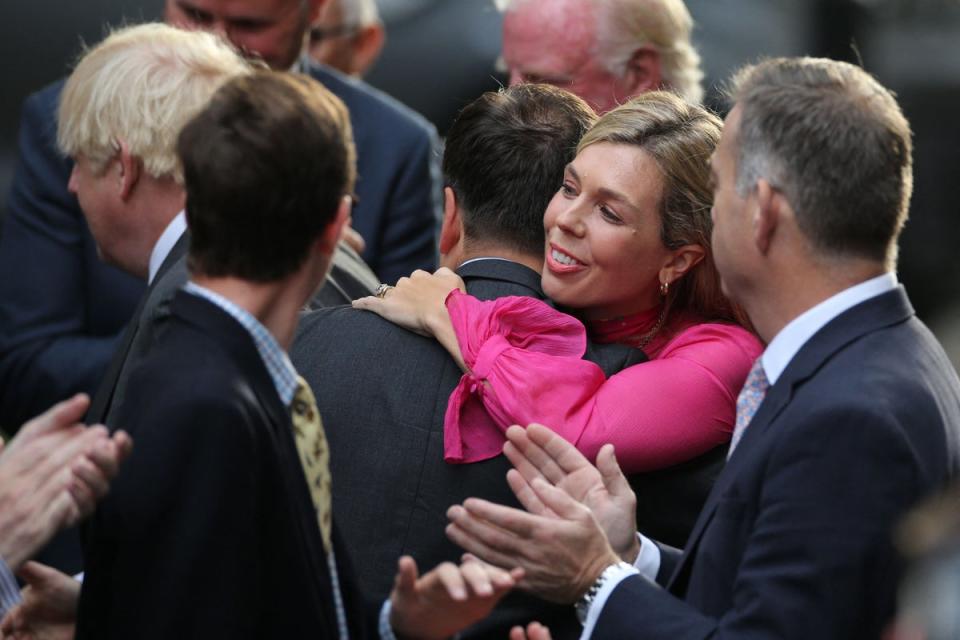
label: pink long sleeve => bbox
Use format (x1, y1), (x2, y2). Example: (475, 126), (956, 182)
(443, 290), (763, 473)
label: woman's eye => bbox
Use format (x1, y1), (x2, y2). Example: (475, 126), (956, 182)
(559, 182), (576, 197)
(599, 205), (623, 224)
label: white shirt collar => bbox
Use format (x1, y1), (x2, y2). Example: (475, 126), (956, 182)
(457, 256), (516, 268)
(148, 211), (187, 285)
(762, 272), (898, 384)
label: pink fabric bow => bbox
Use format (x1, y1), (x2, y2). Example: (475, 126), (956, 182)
(443, 290), (603, 463)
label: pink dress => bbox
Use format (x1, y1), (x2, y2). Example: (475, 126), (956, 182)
(442, 290), (763, 474)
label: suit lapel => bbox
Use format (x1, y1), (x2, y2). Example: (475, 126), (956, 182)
(155, 231), (189, 282)
(86, 232), (190, 424)
(667, 287), (914, 593)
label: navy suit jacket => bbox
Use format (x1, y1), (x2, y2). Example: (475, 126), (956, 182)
(305, 60), (442, 283)
(78, 292), (373, 639)
(592, 287), (960, 640)
(0, 65), (438, 429)
(0, 81), (143, 430)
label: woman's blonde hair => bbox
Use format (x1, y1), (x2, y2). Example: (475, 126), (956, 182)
(58, 23), (253, 184)
(578, 91), (747, 326)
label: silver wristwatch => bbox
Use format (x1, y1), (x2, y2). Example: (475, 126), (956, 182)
(574, 561), (633, 625)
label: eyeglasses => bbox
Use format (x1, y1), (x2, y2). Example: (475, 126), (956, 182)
(309, 24), (361, 44)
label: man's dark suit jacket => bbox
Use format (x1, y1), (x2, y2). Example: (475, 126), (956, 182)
(292, 259), (646, 639)
(305, 60), (441, 283)
(78, 291), (371, 639)
(591, 287), (960, 640)
(0, 62), (438, 429)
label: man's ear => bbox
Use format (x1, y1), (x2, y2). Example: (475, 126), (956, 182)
(659, 243), (706, 289)
(306, 0), (326, 26)
(753, 179), (780, 256)
(116, 140), (141, 202)
(620, 45), (662, 98)
(319, 194), (352, 254)
(438, 186), (462, 256)
(350, 24), (385, 76)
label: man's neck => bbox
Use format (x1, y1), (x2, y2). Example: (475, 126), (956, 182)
(747, 258), (887, 344)
(189, 274), (305, 351)
(454, 247), (543, 274)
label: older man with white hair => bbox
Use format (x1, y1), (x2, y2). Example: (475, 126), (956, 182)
(496, 0), (703, 113)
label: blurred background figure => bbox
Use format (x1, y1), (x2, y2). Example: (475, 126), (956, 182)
(889, 484), (960, 640)
(494, 0), (704, 112)
(308, 0), (385, 77)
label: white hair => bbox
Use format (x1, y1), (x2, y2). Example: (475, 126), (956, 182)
(496, 0), (704, 104)
(58, 23), (252, 184)
(338, 0), (381, 27)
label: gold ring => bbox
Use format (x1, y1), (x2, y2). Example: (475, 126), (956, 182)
(375, 283), (394, 299)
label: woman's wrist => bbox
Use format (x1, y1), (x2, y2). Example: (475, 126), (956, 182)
(422, 290), (454, 337)
(434, 289), (468, 371)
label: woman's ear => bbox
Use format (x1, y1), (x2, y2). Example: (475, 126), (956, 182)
(659, 244), (706, 287)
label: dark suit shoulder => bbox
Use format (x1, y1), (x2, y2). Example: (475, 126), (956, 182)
(305, 61), (436, 138)
(296, 303), (436, 345)
(771, 317), (960, 479)
(19, 80), (64, 145)
(293, 304), (447, 391)
(112, 305), (268, 443)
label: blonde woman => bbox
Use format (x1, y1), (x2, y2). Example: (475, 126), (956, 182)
(358, 92), (760, 475)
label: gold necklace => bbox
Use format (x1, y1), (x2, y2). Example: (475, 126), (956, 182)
(633, 305), (667, 350)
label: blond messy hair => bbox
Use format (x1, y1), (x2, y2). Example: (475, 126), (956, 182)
(58, 23), (252, 184)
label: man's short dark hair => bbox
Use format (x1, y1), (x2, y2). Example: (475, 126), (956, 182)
(729, 57), (913, 269)
(178, 71), (356, 281)
(443, 83), (596, 257)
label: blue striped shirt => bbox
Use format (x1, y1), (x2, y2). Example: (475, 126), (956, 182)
(0, 556), (19, 618)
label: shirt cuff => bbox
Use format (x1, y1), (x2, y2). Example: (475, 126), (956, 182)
(633, 533), (661, 581)
(0, 556), (22, 620)
(579, 562), (639, 640)
(379, 599), (398, 640)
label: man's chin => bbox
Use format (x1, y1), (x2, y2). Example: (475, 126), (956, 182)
(96, 247), (141, 279)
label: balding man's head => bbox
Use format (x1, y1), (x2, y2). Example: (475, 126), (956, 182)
(497, 0), (703, 113)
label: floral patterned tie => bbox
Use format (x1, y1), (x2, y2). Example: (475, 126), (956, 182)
(728, 357), (770, 458)
(291, 375), (332, 552)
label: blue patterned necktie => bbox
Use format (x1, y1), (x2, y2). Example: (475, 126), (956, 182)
(728, 357), (770, 458)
